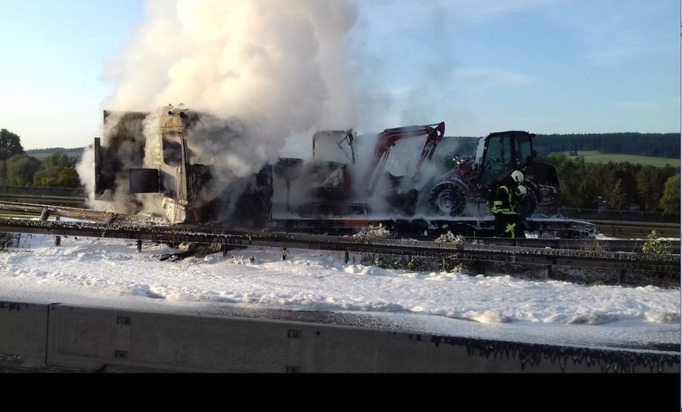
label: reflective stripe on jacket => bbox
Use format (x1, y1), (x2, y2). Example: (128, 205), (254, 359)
(490, 185), (517, 215)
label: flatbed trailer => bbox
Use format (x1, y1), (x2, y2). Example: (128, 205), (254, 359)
(266, 213), (596, 240)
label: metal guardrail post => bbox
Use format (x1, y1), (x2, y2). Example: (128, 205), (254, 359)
(55, 216), (61, 247)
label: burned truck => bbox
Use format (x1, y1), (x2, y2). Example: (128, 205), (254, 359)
(93, 106), (272, 226)
(91, 105), (594, 238)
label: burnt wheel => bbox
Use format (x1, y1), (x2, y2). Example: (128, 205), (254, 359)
(428, 182), (467, 216)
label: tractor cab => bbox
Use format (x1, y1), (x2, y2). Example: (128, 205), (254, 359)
(476, 130), (535, 187)
(425, 130), (561, 218)
(475, 130), (561, 214)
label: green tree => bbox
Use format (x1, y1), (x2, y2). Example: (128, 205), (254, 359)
(636, 166), (657, 211)
(5, 154), (40, 186)
(658, 174), (680, 213)
(612, 162), (639, 207)
(641, 230), (672, 257)
(32, 152), (81, 187)
(0, 160), (6, 185)
(575, 174), (601, 208)
(547, 153), (586, 208)
(574, 163), (612, 208)
(609, 179), (628, 210)
(0, 129), (25, 161)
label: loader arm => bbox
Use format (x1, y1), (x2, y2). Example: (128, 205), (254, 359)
(365, 121), (445, 195)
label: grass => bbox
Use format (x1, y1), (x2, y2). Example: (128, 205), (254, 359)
(552, 151), (680, 168)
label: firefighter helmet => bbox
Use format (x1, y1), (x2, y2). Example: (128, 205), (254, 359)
(511, 170), (524, 183)
(515, 185), (527, 196)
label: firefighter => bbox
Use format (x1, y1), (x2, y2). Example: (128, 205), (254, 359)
(489, 170), (527, 238)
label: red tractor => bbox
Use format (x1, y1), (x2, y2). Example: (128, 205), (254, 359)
(419, 130), (561, 218)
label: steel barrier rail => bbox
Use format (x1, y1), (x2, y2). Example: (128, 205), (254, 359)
(0, 201), (679, 252)
(0, 219), (678, 281)
(0, 194), (86, 208)
(0, 205), (678, 255)
(587, 219), (680, 229)
(559, 207), (680, 225)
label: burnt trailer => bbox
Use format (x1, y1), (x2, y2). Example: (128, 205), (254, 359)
(93, 106), (272, 227)
(268, 126), (596, 239)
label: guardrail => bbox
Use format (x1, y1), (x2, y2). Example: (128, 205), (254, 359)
(0, 218), (678, 287)
(558, 208), (680, 225)
(0, 194), (85, 208)
(0, 186), (86, 208)
(0, 185), (86, 198)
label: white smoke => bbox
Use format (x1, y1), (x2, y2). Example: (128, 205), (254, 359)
(78, 0), (359, 217)
(108, 0), (357, 139)
(76, 0), (471, 222)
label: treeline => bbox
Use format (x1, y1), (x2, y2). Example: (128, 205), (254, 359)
(26, 147), (74, 155)
(449, 132), (680, 159)
(0, 129), (81, 187)
(546, 153), (679, 213)
(533, 132), (680, 158)
(25, 147), (84, 159)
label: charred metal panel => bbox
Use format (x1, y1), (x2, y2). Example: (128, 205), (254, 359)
(129, 168), (160, 194)
(93, 137), (111, 196)
(102, 111), (148, 168)
(95, 111), (149, 200)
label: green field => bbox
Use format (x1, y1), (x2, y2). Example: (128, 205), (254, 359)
(552, 151), (680, 168)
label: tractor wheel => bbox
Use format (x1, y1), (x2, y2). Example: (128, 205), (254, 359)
(428, 182), (467, 216)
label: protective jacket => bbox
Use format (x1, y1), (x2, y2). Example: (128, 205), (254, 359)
(489, 173), (526, 238)
(490, 184), (517, 215)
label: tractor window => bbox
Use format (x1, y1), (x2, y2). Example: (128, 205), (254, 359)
(482, 135), (513, 184)
(514, 134), (533, 168)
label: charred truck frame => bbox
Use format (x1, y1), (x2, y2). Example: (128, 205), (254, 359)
(94, 107), (272, 227)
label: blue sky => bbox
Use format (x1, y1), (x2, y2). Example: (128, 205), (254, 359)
(0, 0), (679, 150)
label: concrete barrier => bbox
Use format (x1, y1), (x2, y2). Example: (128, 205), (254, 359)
(0, 301), (678, 373)
(0, 301), (49, 369)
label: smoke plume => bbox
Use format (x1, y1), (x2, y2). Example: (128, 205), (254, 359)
(76, 0), (469, 223)
(78, 0), (359, 217)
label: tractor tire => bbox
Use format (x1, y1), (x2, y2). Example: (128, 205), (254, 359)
(428, 182), (467, 217)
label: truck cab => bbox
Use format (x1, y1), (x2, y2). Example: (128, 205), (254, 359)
(94, 106), (272, 226)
